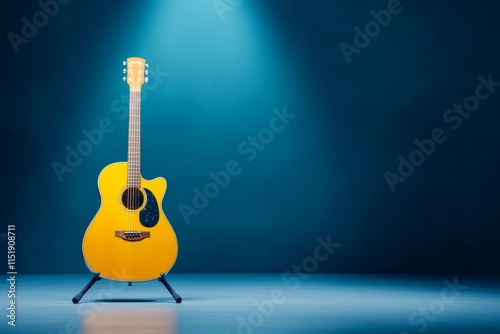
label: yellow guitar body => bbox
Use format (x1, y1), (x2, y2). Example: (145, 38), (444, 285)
(82, 162), (178, 282)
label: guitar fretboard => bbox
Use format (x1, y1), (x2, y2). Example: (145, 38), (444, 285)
(127, 90), (141, 187)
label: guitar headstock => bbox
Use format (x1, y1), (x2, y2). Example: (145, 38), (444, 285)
(122, 57), (149, 90)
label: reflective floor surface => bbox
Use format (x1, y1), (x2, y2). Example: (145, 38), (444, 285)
(0, 274), (499, 333)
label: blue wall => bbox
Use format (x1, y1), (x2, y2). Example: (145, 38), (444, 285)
(3, 0), (500, 274)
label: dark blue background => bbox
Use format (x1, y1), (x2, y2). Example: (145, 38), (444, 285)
(2, 0), (500, 274)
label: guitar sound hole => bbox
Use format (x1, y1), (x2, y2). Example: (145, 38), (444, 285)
(122, 187), (145, 210)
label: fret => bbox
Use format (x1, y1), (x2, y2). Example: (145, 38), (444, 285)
(127, 90), (141, 188)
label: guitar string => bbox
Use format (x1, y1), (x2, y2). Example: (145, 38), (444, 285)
(130, 87), (138, 267)
(128, 91), (135, 231)
(132, 88), (140, 276)
(131, 89), (138, 233)
(135, 89), (139, 233)
(130, 89), (140, 234)
(133, 89), (136, 233)
(129, 89), (133, 233)
(128, 89), (135, 234)
(126, 78), (142, 275)
(129, 91), (135, 231)
(133, 89), (138, 233)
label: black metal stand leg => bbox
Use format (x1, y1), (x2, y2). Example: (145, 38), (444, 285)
(159, 274), (182, 303)
(72, 272), (101, 304)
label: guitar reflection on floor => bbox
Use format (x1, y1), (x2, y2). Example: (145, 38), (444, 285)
(81, 308), (176, 334)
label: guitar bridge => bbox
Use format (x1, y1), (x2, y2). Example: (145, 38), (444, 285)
(115, 230), (150, 241)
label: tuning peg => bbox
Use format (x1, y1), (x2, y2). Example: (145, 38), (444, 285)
(146, 63), (149, 68)
(145, 70), (148, 75)
(122, 77), (126, 81)
(123, 69), (126, 73)
(145, 77), (149, 83)
(123, 61), (126, 66)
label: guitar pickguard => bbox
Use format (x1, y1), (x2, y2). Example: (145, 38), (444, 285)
(140, 188), (160, 227)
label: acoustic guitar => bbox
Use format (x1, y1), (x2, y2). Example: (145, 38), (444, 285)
(81, 57), (178, 282)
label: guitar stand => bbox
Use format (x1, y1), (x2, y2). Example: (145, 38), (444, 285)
(159, 274), (182, 303)
(72, 272), (182, 304)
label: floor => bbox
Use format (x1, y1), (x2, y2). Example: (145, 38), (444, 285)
(1, 274), (499, 333)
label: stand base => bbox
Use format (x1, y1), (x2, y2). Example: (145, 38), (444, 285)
(72, 273), (181, 304)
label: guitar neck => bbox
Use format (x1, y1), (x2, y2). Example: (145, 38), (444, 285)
(127, 89), (141, 188)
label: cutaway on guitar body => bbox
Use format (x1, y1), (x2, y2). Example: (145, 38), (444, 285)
(82, 162), (178, 282)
